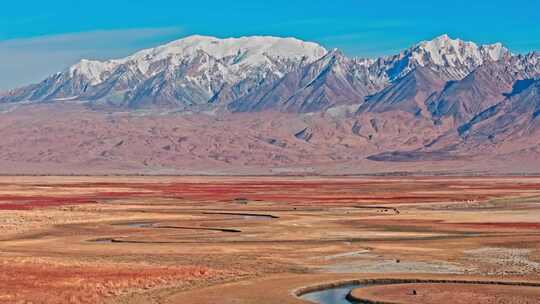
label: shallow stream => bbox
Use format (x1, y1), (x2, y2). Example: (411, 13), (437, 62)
(299, 284), (362, 304)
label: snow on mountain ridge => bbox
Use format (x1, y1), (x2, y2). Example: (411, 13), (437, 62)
(24, 34), (512, 90)
(412, 34), (509, 67)
(145, 35), (328, 63)
(68, 59), (118, 85)
(372, 34), (512, 82)
(68, 35), (328, 85)
(1, 34), (522, 113)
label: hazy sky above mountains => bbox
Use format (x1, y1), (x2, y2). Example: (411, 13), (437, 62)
(1, 0), (539, 90)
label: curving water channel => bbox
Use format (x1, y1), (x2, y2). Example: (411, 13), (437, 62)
(300, 284), (362, 304)
(298, 279), (540, 304)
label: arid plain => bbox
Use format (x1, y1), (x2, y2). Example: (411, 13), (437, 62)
(1, 176), (540, 304)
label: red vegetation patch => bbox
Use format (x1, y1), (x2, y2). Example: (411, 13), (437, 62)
(2, 178), (540, 210)
(0, 196), (97, 210)
(0, 259), (222, 304)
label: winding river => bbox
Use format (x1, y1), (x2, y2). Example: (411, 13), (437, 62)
(300, 284), (362, 304)
(299, 279), (540, 304)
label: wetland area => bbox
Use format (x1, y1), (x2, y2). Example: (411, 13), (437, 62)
(1, 176), (540, 303)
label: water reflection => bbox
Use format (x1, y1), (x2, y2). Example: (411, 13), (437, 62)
(300, 284), (361, 304)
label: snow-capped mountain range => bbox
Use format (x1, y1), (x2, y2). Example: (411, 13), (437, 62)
(0, 35), (327, 109)
(1, 34), (540, 174)
(0, 34), (523, 113)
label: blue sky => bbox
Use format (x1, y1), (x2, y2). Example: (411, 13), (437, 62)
(1, 0), (539, 90)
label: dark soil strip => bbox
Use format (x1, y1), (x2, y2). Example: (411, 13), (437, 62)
(202, 212), (279, 219)
(152, 226), (242, 233)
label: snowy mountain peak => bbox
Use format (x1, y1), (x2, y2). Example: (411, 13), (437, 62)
(322, 48), (346, 59)
(125, 35), (327, 67)
(65, 35), (328, 85)
(432, 34), (451, 42)
(412, 34), (509, 67)
(3, 33), (534, 115)
(68, 59), (117, 85)
(480, 42), (509, 61)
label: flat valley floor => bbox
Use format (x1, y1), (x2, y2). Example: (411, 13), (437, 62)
(1, 176), (540, 303)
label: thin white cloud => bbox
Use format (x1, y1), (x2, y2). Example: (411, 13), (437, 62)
(0, 27), (184, 91)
